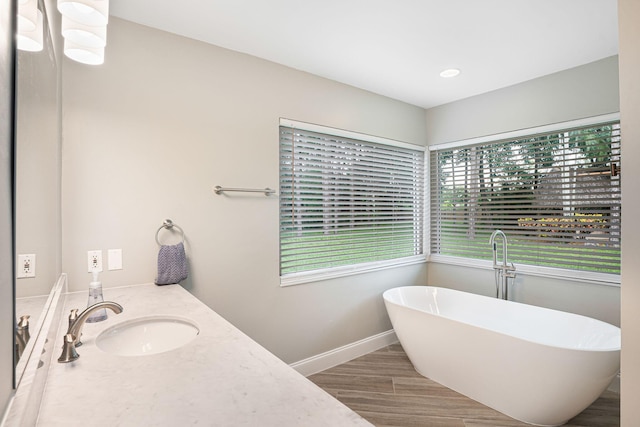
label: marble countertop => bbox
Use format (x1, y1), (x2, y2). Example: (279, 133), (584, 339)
(15, 294), (48, 329)
(15, 294), (48, 367)
(36, 283), (372, 426)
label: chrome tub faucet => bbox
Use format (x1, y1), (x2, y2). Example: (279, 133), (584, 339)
(489, 230), (516, 300)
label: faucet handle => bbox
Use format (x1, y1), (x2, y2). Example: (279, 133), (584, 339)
(57, 302), (123, 364)
(17, 315), (31, 342)
(18, 315), (30, 328)
(57, 333), (80, 363)
(68, 309), (82, 347)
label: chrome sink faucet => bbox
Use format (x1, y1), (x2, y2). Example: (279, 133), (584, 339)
(489, 230), (516, 300)
(58, 301), (123, 363)
(15, 315), (30, 360)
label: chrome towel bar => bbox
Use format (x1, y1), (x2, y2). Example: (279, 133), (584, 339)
(214, 186), (276, 196)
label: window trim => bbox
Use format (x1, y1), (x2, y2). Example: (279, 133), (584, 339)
(427, 112), (621, 286)
(429, 113), (620, 151)
(280, 118), (424, 152)
(281, 255), (426, 287)
(428, 255), (620, 287)
(279, 118), (427, 287)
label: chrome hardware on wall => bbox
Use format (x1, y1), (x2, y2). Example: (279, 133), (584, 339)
(155, 219), (185, 246)
(213, 186), (276, 196)
(611, 162), (620, 177)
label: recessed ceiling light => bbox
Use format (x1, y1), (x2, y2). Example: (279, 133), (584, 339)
(440, 68), (461, 78)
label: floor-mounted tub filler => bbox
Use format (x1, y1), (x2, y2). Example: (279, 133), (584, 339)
(383, 286), (620, 426)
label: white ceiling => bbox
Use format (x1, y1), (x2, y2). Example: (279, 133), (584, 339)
(109, 0), (618, 109)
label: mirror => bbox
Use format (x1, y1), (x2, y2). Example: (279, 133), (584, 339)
(14, 0), (62, 376)
(1, 0), (16, 405)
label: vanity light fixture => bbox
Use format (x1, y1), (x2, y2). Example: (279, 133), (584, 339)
(63, 39), (104, 65)
(17, 0), (38, 32)
(61, 15), (106, 48)
(17, 8), (43, 52)
(440, 68), (461, 78)
(57, 0), (109, 65)
(57, 0), (108, 27)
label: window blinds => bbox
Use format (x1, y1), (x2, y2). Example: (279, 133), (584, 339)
(430, 121), (621, 274)
(280, 125), (425, 277)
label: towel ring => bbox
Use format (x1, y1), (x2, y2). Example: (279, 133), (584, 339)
(155, 219), (185, 246)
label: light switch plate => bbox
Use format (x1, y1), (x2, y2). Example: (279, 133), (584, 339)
(108, 249), (122, 270)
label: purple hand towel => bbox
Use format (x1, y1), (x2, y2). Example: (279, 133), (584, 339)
(155, 242), (188, 285)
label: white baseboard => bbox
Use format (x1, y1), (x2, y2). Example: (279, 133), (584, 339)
(290, 329), (398, 377)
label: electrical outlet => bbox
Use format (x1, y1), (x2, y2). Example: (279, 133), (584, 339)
(17, 254), (36, 278)
(87, 250), (103, 272)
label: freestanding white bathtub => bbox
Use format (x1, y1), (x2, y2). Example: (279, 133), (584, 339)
(383, 286), (620, 426)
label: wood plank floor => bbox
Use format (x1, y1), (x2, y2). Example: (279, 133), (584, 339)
(308, 344), (620, 427)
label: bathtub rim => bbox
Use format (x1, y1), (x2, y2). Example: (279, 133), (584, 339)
(383, 285), (621, 353)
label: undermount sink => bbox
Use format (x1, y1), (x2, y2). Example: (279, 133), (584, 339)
(96, 315), (199, 356)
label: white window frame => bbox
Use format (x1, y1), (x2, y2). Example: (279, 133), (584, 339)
(279, 118), (427, 287)
(427, 113), (621, 287)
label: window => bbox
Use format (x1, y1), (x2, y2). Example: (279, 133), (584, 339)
(430, 116), (621, 278)
(279, 119), (425, 285)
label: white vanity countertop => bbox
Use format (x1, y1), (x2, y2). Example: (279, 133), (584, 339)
(15, 294), (49, 329)
(36, 283), (372, 426)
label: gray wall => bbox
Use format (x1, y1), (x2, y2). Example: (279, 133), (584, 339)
(8, 5), (637, 422)
(426, 56), (619, 144)
(619, 0), (640, 423)
(60, 19), (623, 365)
(425, 56), (621, 326)
(60, 18), (427, 363)
(0, 0), (15, 415)
(3, 2), (637, 422)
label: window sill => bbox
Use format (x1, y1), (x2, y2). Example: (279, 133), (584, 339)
(428, 254), (620, 287)
(280, 255), (427, 287)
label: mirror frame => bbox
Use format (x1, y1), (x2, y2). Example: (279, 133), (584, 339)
(12, 0), (63, 391)
(1, 0), (17, 404)
(5, 274), (66, 426)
